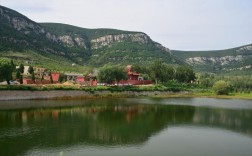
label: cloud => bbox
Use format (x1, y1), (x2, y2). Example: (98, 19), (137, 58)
(1, 0), (53, 13)
(1, 0), (252, 50)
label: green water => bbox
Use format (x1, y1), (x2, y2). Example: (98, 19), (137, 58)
(0, 98), (252, 156)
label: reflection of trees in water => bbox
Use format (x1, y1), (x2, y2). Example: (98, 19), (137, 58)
(0, 103), (251, 156)
(193, 108), (252, 136)
(0, 104), (195, 155)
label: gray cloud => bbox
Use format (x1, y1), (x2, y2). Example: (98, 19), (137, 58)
(1, 0), (252, 50)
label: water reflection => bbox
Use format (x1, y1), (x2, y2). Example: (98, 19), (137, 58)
(0, 98), (251, 156)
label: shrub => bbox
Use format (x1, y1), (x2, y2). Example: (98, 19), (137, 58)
(213, 80), (231, 95)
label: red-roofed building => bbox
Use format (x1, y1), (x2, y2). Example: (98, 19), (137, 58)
(76, 76), (85, 84)
(51, 72), (60, 83)
(128, 71), (140, 80)
(127, 65), (140, 80)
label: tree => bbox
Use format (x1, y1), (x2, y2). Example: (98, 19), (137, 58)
(10, 60), (15, 71)
(131, 64), (149, 74)
(198, 73), (215, 87)
(19, 64), (24, 74)
(131, 64), (151, 80)
(31, 72), (35, 81)
(59, 73), (65, 83)
(150, 61), (174, 84)
(98, 66), (127, 84)
(213, 80), (231, 95)
(175, 66), (195, 83)
(16, 70), (21, 81)
(28, 66), (34, 75)
(0, 58), (14, 84)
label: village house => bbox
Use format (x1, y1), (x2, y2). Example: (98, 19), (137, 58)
(16, 66), (29, 76)
(127, 65), (144, 81)
(51, 72), (60, 83)
(65, 73), (83, 82)
(33, 67), (47, 79)
(116, 65), (152, 85)
(65, 73), (97, 86)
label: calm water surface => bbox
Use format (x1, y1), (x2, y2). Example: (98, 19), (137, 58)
(0, 97), (252, 156)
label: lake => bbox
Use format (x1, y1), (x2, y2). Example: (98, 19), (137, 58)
(0, 97), (252, 156)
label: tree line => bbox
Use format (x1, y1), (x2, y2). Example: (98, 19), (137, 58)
(98, 61), (196, 84)
(1, 58), (251, 95)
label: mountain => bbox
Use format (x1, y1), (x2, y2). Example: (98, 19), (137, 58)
(0, 5), (183, 72)
(172, 44), (252, 74)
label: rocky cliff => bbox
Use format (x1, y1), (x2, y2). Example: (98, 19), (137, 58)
(172, 44), (252, 73)
(1, 5), (182, 68)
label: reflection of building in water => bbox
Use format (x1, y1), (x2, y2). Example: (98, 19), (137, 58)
(52, 111), (59, 120)
(1, 103), (251, 151)
(22, 111), (28, 124)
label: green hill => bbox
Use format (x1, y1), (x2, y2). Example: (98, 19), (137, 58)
(172, 44), (252, 74)
(0, 5), (183, 72)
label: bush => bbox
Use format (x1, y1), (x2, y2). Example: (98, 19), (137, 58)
(213, 80), (231, 95)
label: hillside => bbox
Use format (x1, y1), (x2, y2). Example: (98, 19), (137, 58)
(172, 44), (252, 74)
(0, 5), (183, 72)
(41, 23), (185, 66)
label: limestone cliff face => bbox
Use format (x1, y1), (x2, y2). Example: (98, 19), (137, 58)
(58, 35), (75, 47)
(91, 33), (150, 49)
(0, 6), (88, 49)
(1, 5), (178, 66)
(1, 7), (44, 35)
(182, 44), (252, 71)
(186, 45), (252, 66)
(91, 33), (170, 52)
(186, 55), (245, 66)
(236, 45), (252, 53)
(58, 35), (88, 49)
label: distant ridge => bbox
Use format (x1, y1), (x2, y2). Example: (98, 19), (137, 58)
(0, 5), (183, 72)
(172, 44), (252, 74)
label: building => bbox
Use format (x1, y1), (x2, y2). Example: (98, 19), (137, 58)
(16, 66), (30, 76)
(51, 72), (60, 83)
(33, 67), (47, 79)
(65, 73), (83, 82)
(76, 76), (85, 84)
(114, 65), (153, 85)
(127, 65), (141, 80)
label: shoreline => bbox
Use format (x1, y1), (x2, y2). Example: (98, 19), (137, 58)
(0, 90), (252, 101)
(0, 90), (188, 101)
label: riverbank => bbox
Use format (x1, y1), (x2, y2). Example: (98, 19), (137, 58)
(0, 90), (190, 101)
(0, 90), (252, 101)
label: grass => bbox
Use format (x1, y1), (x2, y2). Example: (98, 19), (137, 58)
(0, 84), (252, 99)
(0, 50), (88, 73)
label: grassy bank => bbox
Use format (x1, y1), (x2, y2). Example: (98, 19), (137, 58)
(0, 84), (187, 92)
(0, 84), (252, 100)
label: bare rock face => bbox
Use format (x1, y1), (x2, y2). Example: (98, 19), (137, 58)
(74, 37), (87, 49)
(12, 17), (34, 31)
(90, 33), (170, 53)
(236, 45), (252, 54)
(58, 35), (75, 47)
(46, 32), (58, 42)
(1, 6), (89, 49)
(186, 55), (246, 66)
(0, 6), (45, 36)
(57, 35), (88, 48)
(91, 33), (152, 49)
(154, 43), (170, 53)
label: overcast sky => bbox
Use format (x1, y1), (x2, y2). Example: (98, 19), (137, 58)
(1, 0), (252, 50)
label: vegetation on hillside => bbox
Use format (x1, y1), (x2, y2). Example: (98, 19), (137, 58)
(40, 23), (138, 40)
(172, 44), (252, 74)
(0, 5), (185, 69)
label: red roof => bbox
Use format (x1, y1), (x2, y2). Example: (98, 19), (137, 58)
(128, 71), (140, 76)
